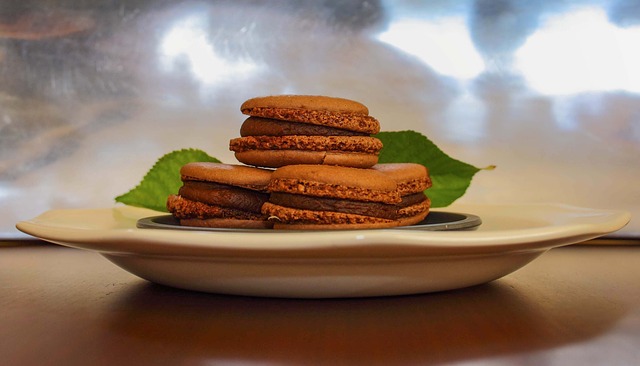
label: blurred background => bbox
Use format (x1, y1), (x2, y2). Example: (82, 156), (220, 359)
(1, 0), (638, 238)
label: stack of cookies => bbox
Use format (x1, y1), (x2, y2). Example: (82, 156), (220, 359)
(230, 95), (382, 168)
(167, 95), (432, 230)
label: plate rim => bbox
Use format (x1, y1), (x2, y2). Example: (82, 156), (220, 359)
(15, 203), (631, 259)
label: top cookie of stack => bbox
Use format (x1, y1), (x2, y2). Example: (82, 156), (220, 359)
(229, 95), (382, 168)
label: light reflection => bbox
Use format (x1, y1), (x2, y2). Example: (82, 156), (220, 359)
(443, 92), (486, 142)
(377, 17), (484, 80)
(159, 13), (259, 86)
(0, 183), (10, 200)
(515, 7), (640, 95)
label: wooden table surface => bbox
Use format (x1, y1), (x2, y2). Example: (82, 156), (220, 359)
(1, 240), (639, 366)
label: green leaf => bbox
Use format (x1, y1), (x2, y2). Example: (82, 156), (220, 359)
(115, 149), (220, 212)
(376, 130), (489, 208)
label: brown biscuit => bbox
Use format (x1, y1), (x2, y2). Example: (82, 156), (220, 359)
(395, 209), (431, 227)
(180, 162), (272, 191)
(179, 217), (273, 229)
(263, 165), (433, 230)
(230, 135), (382, 155)
(262, 165), (409, 230)
(241, 95), (369, 115)
(268, 165), (401, 204)
(167, 163), (273, 229)
(272, 164), (396, 190)
(262, 202), (400, 228)
(233, 150), (380, 169)
(264, 198), (430, 230)
(262, 200), (430, 230)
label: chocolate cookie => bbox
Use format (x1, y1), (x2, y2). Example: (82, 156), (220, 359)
(261, 165), (405, 230)
(166, 162), (273, 229)
(230, 95), (383, 168)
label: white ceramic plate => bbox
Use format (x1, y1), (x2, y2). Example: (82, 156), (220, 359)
(16, 203), (630, 298)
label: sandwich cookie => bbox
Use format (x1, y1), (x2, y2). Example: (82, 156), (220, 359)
(167, 162), (273, 229)
(229, 95), (383, 168)
(261, 165), (404, 230)
(372, 163), (432, 226)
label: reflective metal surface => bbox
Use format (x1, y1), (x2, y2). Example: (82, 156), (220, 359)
(2, 0), (639, 238)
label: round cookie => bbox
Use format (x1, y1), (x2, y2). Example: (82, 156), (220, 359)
(167, 162), (274, 229)
(262, 165), (404, 230)
(231, 95), (383, 168)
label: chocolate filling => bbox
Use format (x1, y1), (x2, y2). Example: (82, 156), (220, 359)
(269, 192), (426, 220)
(240, 117), (368, 137)
(242, 107), (380, 134)
(179, 181), (269, 213)
(398, 192), (429, 206)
